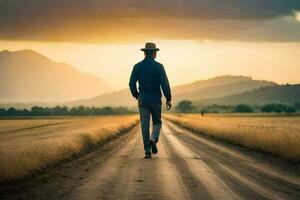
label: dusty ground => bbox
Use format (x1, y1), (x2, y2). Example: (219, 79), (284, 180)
(1, 121), (300, 200)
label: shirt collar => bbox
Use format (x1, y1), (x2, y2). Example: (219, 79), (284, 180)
(144, 56), (155, 60)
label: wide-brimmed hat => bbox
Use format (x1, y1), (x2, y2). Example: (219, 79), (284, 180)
(141, 42), (160, 51)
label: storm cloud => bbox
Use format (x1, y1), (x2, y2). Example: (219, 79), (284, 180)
(0, 0), (300, 42)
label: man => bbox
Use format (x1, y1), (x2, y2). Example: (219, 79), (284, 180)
(129, 42), (172, 159)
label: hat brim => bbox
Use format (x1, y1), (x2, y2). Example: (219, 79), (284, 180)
(141, 48), (160, 51)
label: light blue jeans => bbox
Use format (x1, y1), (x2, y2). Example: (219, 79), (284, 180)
(138, 103), (162, 154)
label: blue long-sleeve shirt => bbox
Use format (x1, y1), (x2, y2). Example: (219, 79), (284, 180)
(129, 57), (172, 104)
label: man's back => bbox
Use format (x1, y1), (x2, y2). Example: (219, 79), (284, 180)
(129, 57), (171, 105)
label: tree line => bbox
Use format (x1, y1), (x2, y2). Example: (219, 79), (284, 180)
(175, 100), (300, 114)
(0, 106), (136, 116)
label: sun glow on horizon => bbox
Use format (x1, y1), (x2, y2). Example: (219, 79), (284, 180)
(0, 39), (300, 89)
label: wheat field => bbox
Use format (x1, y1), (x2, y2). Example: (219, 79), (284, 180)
(165, 114), (300, 161)
(0, 116), (138, 181)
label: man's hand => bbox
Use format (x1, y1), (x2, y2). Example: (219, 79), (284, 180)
(166, 101), (172, 110)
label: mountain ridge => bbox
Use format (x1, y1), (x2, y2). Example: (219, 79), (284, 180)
(196, 84), (300, 105)
(0, 49), (113, 102)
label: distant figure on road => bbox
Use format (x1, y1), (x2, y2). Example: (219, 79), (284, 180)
(129, 42), (172, 159)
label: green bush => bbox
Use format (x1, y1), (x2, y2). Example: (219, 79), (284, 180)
(234, 104), (253, 113)
(175, 100), (195, 113)
(261, 104), (296, 113)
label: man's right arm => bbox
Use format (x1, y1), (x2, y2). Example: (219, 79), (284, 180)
(129, 65), (139, 99)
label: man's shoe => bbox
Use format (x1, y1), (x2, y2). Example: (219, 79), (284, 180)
(150, 140), (158, 154)
(144, 154), (152, 159)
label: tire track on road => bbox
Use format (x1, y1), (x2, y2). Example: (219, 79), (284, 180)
(69, 135), (139, 200)
(163, 126), (241, 200)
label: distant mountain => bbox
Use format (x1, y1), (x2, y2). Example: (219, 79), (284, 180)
(0, 50), (112, 102)
(70, 75), (276, 107)
(197, 84), (300, 105)
(173, 75), (261, 96)
(173, 76), (276, 102)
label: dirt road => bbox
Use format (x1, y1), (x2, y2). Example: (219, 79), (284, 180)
(1, 120), (300, 200)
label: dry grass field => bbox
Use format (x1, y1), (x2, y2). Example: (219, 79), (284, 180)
(165, 114), (300, 161)
(0, 115), (138, 181)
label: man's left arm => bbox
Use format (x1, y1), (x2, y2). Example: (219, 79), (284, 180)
(129, 65), (139, 99)
(160, 65), (172, 102)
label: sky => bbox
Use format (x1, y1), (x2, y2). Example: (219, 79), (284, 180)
(0, 0), (300, 90)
